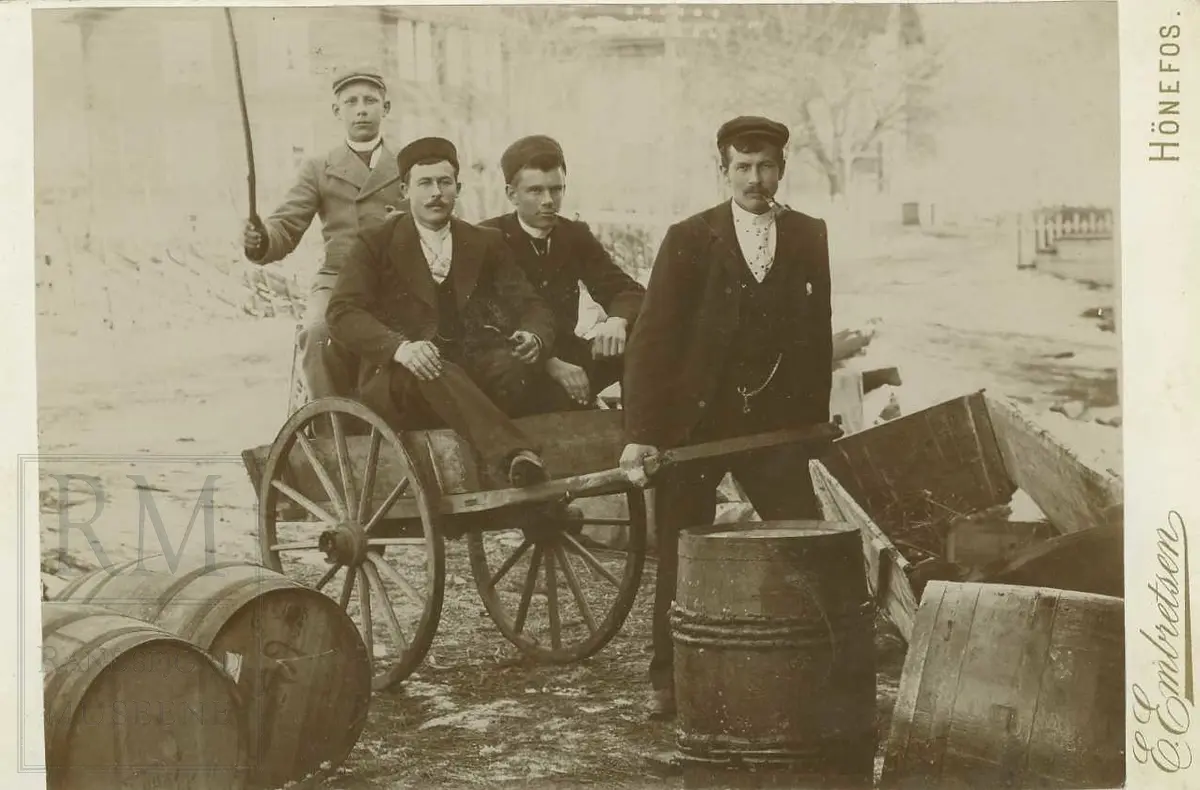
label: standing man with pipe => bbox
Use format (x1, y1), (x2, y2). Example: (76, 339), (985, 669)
(241, 66), (405, 402)
(618, 116), (835, 719)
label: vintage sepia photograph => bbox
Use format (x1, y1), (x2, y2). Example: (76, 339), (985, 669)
(18, 1), (1138, 788)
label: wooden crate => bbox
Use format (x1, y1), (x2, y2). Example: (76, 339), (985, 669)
(809, 390), (1123, 642)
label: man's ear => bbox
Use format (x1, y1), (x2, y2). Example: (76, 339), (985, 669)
(505, 183), (517, 205)
(382, 99), (391, 117)
(399, 181), (410, 200)
(331, 102), (341, 120)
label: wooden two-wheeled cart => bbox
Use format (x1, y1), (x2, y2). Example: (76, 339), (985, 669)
(242, 396), (842, 690)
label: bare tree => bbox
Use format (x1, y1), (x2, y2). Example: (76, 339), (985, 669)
(682, 5), (944, 200)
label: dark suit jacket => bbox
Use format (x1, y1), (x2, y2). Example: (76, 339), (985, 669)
(325, 214), (557, 382)
(478, 212), (644, 360)
(249, 142), (407, 276)
(623, 201), (833, 449)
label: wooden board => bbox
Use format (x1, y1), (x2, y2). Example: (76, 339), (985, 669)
(968, 522), (1124, 598)
(811, 459), (919, 642)
(830, 368), (865, 435)
(983, 394), (1123, 535)
(818, 391), (1015, 539)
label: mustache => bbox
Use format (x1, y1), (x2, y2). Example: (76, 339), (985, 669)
(424, 199), (448, 208)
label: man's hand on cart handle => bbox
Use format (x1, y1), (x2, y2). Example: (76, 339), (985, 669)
(619, 443), (658, 488)
(619, 421), (845, 488)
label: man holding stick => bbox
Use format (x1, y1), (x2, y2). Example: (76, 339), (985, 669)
(618, 116), (835, 718)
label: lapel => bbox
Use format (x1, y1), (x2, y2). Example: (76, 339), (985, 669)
(771, 209), (806, 285)
(704, 201), (751, 282)
(705, 201), (804, 285)
(499, 212), (561, 275)
(325, 143), (369, 192)
(448, 218), (485, 310)
(359, 142), (401, 201)
(325, 141), (401, 200)
(387, 214), (437, 308)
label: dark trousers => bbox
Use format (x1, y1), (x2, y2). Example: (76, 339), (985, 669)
(531, 334), (626, 413)
(362, 345), (540, 484)
(648, 414), (822, 691)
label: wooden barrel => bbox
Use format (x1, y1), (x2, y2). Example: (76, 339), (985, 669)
(42, 602), (248, 790)
(880, 581), (1125, 790)
(56, 557), (372, 789)
(672, 521), (876, 781)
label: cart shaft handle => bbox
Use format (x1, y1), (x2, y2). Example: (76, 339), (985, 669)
(642, 422), (843, 478)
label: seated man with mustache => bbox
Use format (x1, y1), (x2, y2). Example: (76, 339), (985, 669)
(326, 137), (554, 488)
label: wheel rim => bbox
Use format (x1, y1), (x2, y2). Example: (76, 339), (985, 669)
(258, 397), (445, 691)
(466, 489), (647, 662)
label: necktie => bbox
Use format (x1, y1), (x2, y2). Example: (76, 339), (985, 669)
(747, 214), (774, 282)
(529, 235), (550, 257)
(421, 232), (452, 284)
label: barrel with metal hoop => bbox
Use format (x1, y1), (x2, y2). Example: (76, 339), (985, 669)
(54, 556), (371, 789)
(671, 521), (876, 782)
(41, 602), (249, 790)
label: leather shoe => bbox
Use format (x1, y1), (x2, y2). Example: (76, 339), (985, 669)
(648, 687), (676, 721)
(508, 450), (549, 488)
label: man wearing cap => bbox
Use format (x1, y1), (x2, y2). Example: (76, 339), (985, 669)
(326, 137), (554, 488)
(242, 67), (405, 402)
(618, 116), (835, 718)
(480, 136), (644, 411)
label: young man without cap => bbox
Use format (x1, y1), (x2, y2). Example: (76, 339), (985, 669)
(242, 66), (405, 402)
(619, 116), (835, 719)
(326, 137), (554, 488)
(480, 135), (644, 412)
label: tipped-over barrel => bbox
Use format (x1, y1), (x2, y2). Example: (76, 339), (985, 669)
(672, 521), (875, 782)
(881, 581), (1125, 789)
(41, 602), (248, 790)
(56, 557), (371, 789)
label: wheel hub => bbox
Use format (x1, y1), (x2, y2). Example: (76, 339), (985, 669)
(319, 523), (369, 566)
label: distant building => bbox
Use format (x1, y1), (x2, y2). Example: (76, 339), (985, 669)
(503, 4), (937, 220)
(34, 5), (519, 261)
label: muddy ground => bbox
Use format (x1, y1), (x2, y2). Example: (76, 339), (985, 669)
(34, 222), (1119, 789)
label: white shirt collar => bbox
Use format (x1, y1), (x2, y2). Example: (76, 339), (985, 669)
(415, 220), (453, 283)
(415, 219), (451, 246)
(729, 198), (777, 283)
(346, 135), (382, 153)
(730, 197), (774, 226)
(517, 213), (553, 240)
(346, 136), (383, 169)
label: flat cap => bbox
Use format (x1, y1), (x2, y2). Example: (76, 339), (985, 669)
(331, 66), (387, 95)
(716, 116), (790, 151)
(500, 135), (565, 184)
(397, 136), (459, 179)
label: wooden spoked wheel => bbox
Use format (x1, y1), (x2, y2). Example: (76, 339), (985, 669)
(258, 397), (445, 691)
(465, 490), (647, 662)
